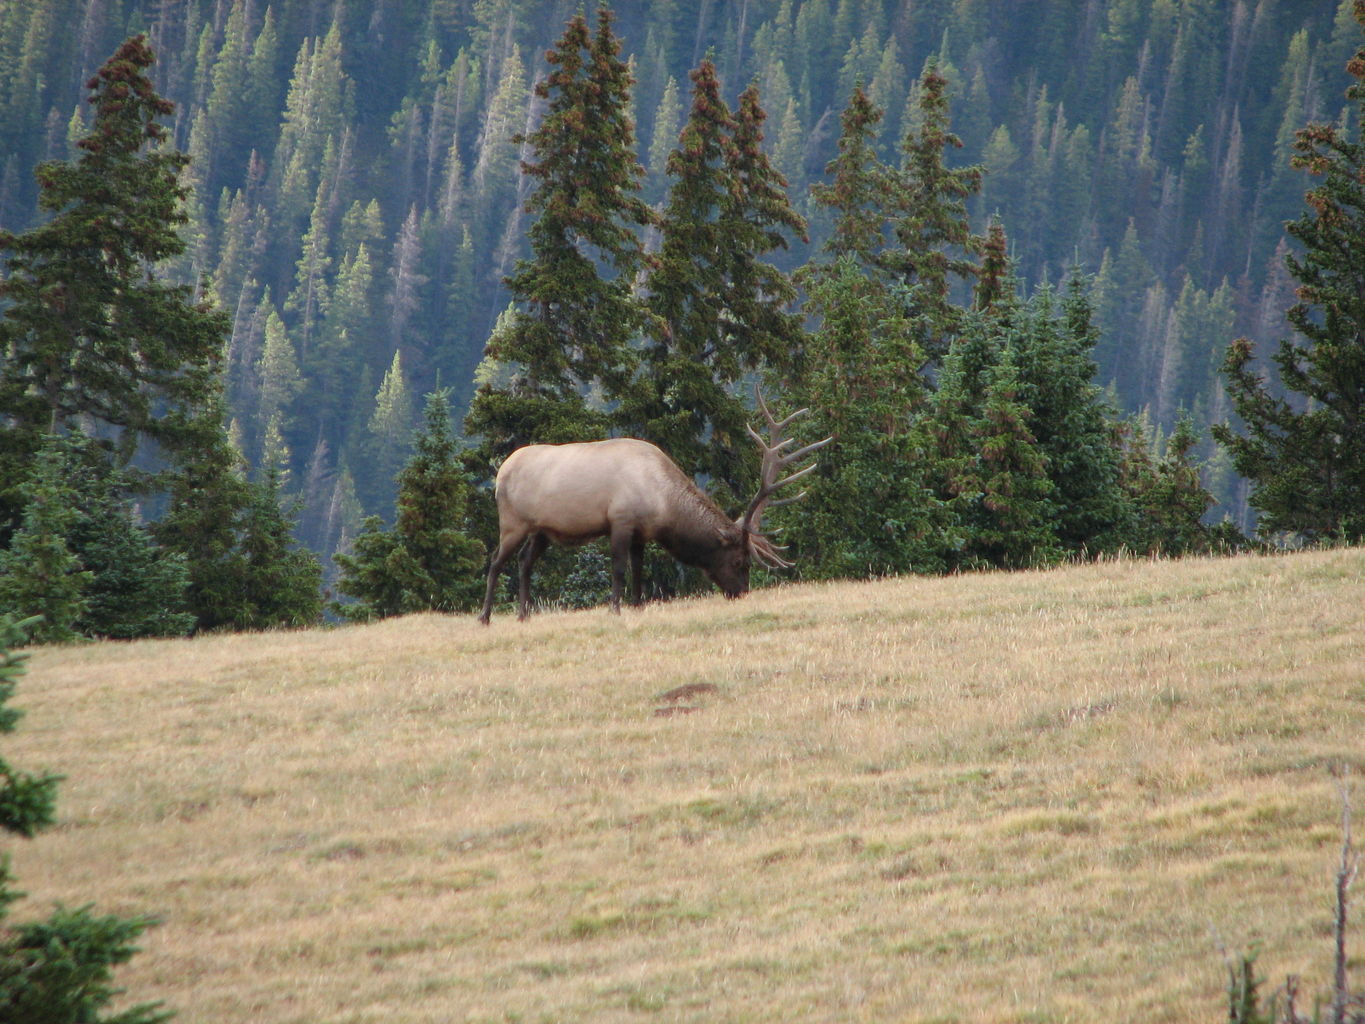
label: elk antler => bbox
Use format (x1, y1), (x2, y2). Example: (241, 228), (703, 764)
(740, 386), (832, 567)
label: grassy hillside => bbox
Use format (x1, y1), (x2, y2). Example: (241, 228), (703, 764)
(8, 548), (1365, 1023)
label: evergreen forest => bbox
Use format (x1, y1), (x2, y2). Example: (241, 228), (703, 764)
(2, 0), (1364, 634)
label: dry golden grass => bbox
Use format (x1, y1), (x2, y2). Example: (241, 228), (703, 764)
(6, 547), (1365, 1023)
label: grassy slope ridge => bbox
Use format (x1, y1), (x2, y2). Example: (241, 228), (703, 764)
(8, 548), (1365, 1023)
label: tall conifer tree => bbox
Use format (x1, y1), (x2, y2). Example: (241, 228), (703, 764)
(783, 83), (942, 578)
(882, 59), (984, 362)
(624, 67), (805, 503)
(1214, 4), (1365, 542)
(0, 36), (228, 518)
(464, 4), (654, 462)
(625, 57), (738, 488)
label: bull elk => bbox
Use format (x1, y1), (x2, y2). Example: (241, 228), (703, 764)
(478, 391), (831, 623)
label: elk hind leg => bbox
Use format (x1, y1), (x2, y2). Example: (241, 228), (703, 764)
(629, 536), (645, 606)
(479, 530), (526, 624)
(517, 532), (548, 621)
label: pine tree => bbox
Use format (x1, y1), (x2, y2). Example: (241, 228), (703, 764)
(966, 342), (1061, 569)
(624, 57), (746, 496)
(646, 74), (682, 204)
(0, 36), (228, 522)
(333, 388), (484, 620)
(0, 618), (59, 836)
(1213, 5), (1365, 543)
(807, 83), (889, 271)
(1122, 412), (1229, 555)
(626, 69), (803, 509)
(464, 4), (654, 463)
(882, 59), (984, 363)
(255, 308), (302, 454)
(0, 438), (92, 645)
(271, 22), (350, 231)
(20, 433), (197, 641)
(153, 401), (254, 632)
(307, 241), (376, 439)
(233, 469), (323, 631)
(1012, 273), (1131, 555)
(68, 479), (196, 642)
(723, 81), (808, 379)
(358, 350), (415, 514)
(0, 614), (170, 1023)
(785, 84), (939, 579)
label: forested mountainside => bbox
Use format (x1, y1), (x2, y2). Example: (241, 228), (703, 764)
(0, 0), (1354, 559)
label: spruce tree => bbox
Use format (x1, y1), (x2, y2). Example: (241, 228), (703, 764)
(807, 83), (889, 271)
(1010, 273), (1131, 556)
(783, 251), (938, 578)
(0, 440), (91, 645)
(233, 469), (324, 631)
(915, 307), (1059, 571)
(961, 342), (1060, 569)
(358, 350), (415, 515)
(626, 57), (739, 490)
(155, 397), (322, 633)
(783, 81), (950, 579)
(1213, 3), (1365, 542)
(881, 59), (984, 363)
(334, 389), (484, 620)
(0, 619), (60, 837)
(69, 486), (196, 641)
(0, 36), (228, 519)
(464, 4), (654, 462)
(1122, 412), (1230, 556)
(624, 63), (804, 503)
(153, 406), (255, 632)
(0, 615), (169, 1023)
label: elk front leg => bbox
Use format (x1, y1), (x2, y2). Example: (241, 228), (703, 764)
(609, 526), (636, 614)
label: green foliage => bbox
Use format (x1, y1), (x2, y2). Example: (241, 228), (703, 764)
(356, 350), (416, 514)
(334, 389), (484, 619)
(0, 616), (168, 1023)
(0, 617), (60, 837)
(1225, 952), (1279, 1024)
(0, 901), (171, 1024)
(156, 402), (322, 632)
(782, 255), (941, 579)
(921, 323), (1060, 571)
(0, 35), (228, 515)
(465, 4), (653, 467)
(2, 6), (1353, 598)
(1214, 4), (1365, 544)
(233, 470), (324, 631)
(1008, 274), (1131, 556)
(0, 435), (196, 642)
(785, 69), (987, 578)
(1121, 413), (1241, 557)
(881, 60), (984, 361)
(625, 58), (806, 506)
(0, 440), (91, 645)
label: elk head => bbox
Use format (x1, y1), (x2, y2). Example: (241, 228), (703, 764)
(709, 388), (831, 598)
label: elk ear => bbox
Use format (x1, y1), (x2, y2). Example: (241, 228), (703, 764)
(745, 529), (793, 569)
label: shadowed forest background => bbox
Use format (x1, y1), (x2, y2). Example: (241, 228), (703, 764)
(0, 0), (1356, 592)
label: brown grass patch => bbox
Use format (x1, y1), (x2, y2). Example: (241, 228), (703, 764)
(7, 547), (1365, 1022)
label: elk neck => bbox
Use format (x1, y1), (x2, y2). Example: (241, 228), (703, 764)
(655, 477), (744, 568)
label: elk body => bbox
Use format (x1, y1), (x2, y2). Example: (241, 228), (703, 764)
(478, 396), (829, 623)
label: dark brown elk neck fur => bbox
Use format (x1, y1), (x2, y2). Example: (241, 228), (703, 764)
(654, 475), (743, 569)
